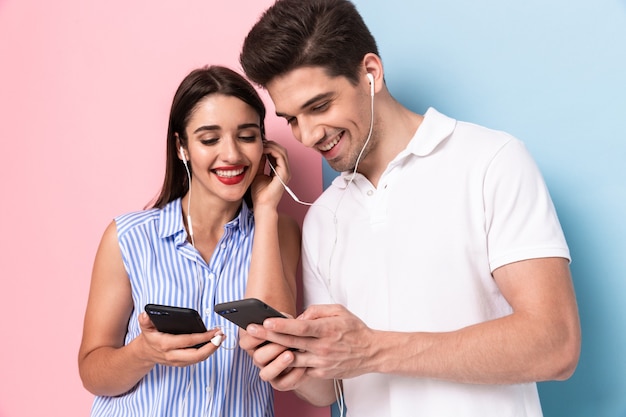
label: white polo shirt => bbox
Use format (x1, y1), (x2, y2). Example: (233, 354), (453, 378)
(302, 108), (569, 417)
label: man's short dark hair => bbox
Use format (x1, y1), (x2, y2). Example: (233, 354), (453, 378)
(240, 0), (379, 87)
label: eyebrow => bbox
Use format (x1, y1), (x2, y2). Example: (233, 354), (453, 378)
(193, 125), (219, 134)
(193, 122), (260, 134)
(275, 92), (334, 118)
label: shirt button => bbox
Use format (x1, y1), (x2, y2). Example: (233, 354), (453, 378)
(220, 243), (227, 249)
(367, 190), (374, 196)
(205, 386), (212, 395)
(205, 308), (212, 315)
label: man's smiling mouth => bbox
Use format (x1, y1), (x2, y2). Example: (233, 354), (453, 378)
(319, 131), (344, 152)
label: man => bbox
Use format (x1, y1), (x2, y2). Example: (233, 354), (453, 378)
(238, 0), (581, 415)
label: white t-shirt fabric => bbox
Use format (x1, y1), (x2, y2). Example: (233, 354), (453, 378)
(302, 108), (570, 417)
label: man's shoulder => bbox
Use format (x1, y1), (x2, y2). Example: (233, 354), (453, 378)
(425, 107), (517, 142)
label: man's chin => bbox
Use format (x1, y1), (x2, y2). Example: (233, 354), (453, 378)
(324, 158), (350, 173)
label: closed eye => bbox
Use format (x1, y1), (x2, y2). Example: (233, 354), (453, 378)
(312, 101), (330, 112)
(200, 138), (219, 145)
(239, 135), (258, 142)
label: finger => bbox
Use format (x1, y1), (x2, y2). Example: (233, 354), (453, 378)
(253, 342), (294, 368)
(264, 314), (327, 337)
(176, 329), (223, 356)
(138, 312), (156, 331)
(188, 328), (223, 349)
(256, 154), (267, 176)
(298, 304), (346, 320)
(257, 350), (297, 382)
(268, 366), (308, 392)
(247, 321), (315, 352)
(265, 153), (279, 177)
(262, 143), (290, 180)
(163, 342), (219, 366)
(159, 328), (220, 351)
(209, 329), (225, 347)
(239, 330), (268, 351)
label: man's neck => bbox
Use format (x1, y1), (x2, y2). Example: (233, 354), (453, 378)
(357, 93), (423, 187)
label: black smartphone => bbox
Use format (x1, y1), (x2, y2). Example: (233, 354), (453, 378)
(144, 304), (208, 348)
(214, 298), (287, 329)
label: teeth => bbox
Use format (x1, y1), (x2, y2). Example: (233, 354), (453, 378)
(214, 167), (245, 178)
(319, 133), (342, 152)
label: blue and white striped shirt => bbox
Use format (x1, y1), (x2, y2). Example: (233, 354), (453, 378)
(90, 198), (273, 417)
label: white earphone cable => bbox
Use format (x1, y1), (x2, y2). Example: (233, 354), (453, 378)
(267, 160), (314, 206)
(177, 77), (374, 416)
(269, 75), (375, 210)
(327, 78), (375, 299)
(181, 154), (195, 247)
(265, 79), (374, 415)
(326, 76), (375, 417)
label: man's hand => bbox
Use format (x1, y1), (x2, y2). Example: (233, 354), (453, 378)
(246, 304), (380, 380)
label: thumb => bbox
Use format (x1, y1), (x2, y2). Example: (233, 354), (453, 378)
(139, 312), (156, 331)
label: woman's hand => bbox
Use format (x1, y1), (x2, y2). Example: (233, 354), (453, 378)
(136, 312), (224, 368)
(250, 139), (291, 210)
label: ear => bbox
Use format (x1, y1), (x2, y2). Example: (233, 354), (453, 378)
(174, 133), (186, 161)
(362, 53), (383, 94)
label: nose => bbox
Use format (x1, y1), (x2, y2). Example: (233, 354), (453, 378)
(295, 116), (323, 149)
(221, 136), (243, 162)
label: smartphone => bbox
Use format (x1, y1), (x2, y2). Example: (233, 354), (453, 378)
(213, 298), (287, 329)
(144, 304), (208, 348)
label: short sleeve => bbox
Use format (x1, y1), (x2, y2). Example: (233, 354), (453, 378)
(484, 140), (570, 271)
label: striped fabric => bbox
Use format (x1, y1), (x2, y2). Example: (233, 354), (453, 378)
(90, 199), (273, 417)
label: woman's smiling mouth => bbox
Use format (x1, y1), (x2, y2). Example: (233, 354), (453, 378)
(213, 166), (247, 185)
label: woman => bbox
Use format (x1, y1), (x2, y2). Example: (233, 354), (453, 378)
(78, 65), (300, 416)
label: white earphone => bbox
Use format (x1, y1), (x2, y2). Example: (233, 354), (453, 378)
(268, 72), (376, 207)
(179, 145), (194, 242)
(177, 73), (376, 212)
(179, 145), (188, 166)
(366, 72), (374, 96)
(210, 333), (224, 347)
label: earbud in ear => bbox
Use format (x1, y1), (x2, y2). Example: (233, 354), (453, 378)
(366, 73), (375, 96)
(179, 146), (188, 164)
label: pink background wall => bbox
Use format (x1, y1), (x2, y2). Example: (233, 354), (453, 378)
(0, 1), (324, 416)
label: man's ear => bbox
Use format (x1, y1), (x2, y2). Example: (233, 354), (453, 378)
(362, 52), (384, 94)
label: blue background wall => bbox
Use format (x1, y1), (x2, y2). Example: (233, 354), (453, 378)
(326, 1), (626, 416)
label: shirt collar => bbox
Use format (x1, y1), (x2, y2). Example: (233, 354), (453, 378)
(332, 107), (457, 189)
(405, 107), (456, 157)
(157, 198), (254, 241)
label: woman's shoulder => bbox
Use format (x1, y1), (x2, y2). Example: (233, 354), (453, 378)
(114, 206), (161, 236)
